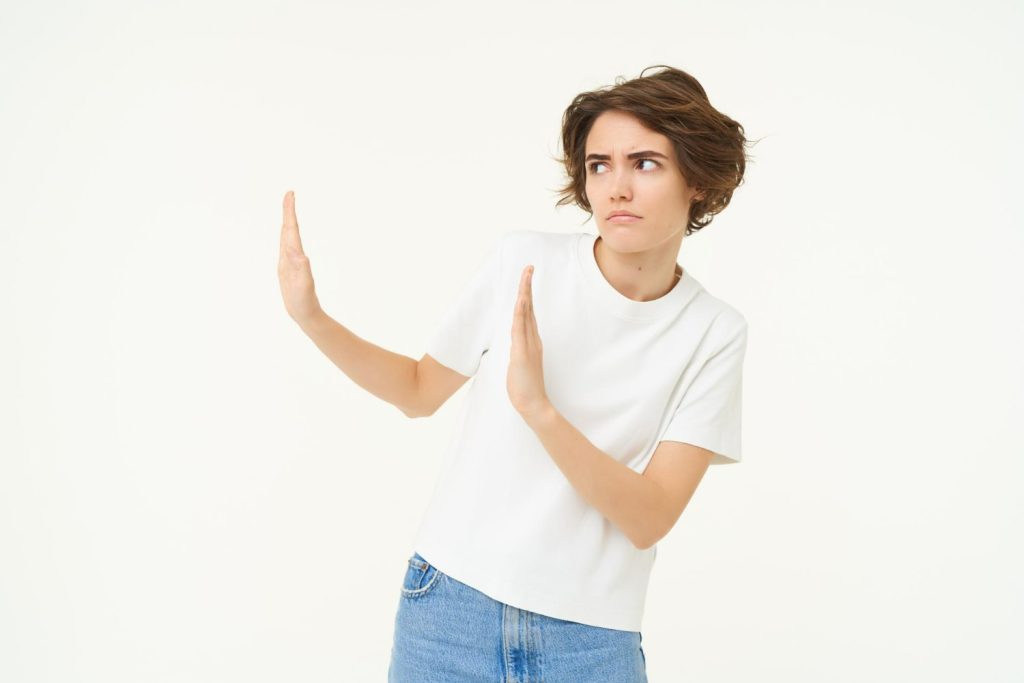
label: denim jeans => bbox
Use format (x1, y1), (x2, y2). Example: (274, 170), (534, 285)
(388, 551), (648, 682)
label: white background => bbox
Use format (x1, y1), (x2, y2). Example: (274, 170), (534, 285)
(2, 0), (1021, 681)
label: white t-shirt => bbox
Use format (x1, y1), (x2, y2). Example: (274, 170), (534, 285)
(413, 229), (748, 632)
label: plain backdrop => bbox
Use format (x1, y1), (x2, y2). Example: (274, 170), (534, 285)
(1, 0), (1021, 681)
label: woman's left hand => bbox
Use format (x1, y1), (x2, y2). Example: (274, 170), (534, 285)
(507, 265), (551, 420)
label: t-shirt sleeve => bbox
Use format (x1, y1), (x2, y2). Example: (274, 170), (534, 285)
(423, 234), (506, 378)
(659, 319), (748, 465)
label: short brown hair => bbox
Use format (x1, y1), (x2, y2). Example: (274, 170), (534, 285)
(552, 65), (756, 236)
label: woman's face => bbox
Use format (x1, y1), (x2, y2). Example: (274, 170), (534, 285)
(583, 110), (702, 251)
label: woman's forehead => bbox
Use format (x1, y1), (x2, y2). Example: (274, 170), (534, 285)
(586, 113), (670, 155)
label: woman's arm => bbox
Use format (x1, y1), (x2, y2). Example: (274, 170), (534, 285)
(278, 190), (426, 418)
(297, 311), (427, 418)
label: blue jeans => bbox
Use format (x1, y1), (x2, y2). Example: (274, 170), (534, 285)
(388, 551), (648, 682)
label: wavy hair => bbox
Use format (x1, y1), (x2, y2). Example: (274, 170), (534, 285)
(552, 65), (756, 236)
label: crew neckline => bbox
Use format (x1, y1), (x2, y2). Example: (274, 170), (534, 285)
(574, 231), (700, 320)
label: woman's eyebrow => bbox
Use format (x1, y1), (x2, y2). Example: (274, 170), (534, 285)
(585, 150), (670, 161)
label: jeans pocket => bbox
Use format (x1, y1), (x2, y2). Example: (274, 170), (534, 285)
(400, 551), (442, 598)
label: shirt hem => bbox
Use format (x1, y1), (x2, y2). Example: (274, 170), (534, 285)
(413, 535), (645, 632)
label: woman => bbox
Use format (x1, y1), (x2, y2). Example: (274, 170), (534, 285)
(278, 65), (752, 682)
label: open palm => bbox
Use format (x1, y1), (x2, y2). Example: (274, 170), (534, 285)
(277, 190), (323, 325)
(507, 265), (550, 419)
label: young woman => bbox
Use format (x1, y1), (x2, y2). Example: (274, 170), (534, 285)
(278, 65), (752, 682)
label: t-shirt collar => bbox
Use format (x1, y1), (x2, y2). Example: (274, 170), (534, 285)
(574, 231), (701, 320)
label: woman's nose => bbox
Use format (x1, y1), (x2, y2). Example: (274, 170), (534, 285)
(609, 172), (632, 200)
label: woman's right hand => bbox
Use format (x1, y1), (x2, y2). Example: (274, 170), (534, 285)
(277, 190), (324, 326)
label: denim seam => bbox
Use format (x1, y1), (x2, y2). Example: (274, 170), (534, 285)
(400, 565), (442, 597)
(502, 605), (512, 683)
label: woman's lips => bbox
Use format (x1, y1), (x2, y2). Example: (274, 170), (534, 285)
(608, 215), (641, 223)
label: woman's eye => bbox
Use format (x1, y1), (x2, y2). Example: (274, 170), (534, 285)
(587, 159), (659, 174)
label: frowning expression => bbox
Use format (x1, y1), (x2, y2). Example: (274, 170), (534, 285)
(584, 109), (703, 250)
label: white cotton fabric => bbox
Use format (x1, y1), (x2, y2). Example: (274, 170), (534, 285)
(413, 229), (748, 631)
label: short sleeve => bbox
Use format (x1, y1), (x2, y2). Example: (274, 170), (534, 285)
(660, 320), (748, 465)
(423, 235), (506, 378)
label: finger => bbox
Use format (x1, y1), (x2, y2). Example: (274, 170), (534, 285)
(512, 266), (529, 344)
(522, 266), (539, 347)
(280, 190), (305, 257)
(528, 267), (542, 344)
(524, 266), (537, 339)
(527, 266), (535, 310)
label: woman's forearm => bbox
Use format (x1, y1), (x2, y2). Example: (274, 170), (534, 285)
(298, 309), (424, 417)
